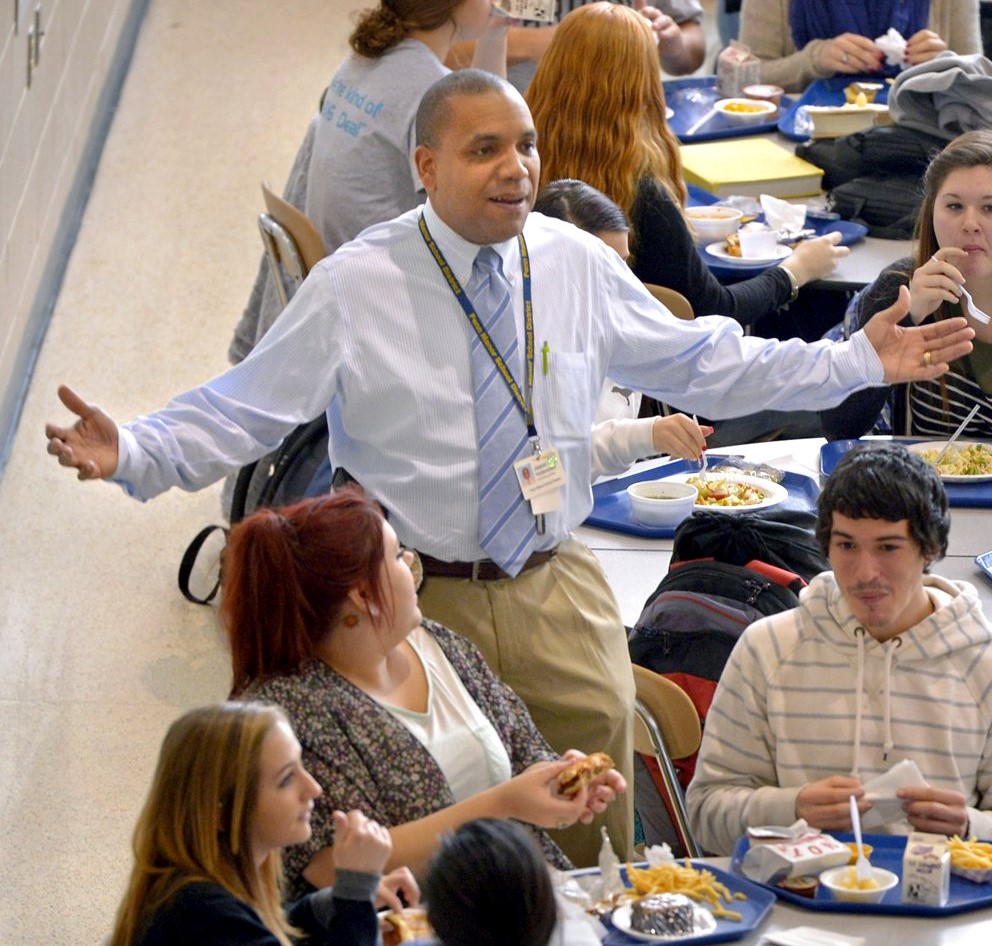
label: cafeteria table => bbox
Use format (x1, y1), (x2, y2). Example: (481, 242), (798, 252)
(578, 437), (992, 628)
(578, 437), (992, 942)
(707, 853), (992, 945)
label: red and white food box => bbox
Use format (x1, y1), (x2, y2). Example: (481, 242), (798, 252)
(741, 831), (851, 884)
(901, 832), (950, 907)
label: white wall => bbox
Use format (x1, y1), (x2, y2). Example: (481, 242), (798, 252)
(0, 0), (145, 472)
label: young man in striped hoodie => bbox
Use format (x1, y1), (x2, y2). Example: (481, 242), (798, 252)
(687, 441), (992, 855)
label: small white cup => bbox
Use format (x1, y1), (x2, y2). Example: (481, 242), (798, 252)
(738, 227), (778, 259)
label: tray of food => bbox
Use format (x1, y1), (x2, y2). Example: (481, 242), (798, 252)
(778, 76), (891, 142)
(586, 457), (819, 539)
(729, 833), (992, 917)
(665, 77), (794, 144)
(685, 186), (867, 279)
(565, 859), (776, 944)
(821, 439), (992, 507)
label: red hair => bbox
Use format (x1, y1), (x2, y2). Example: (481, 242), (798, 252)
(222, 488), (388, 695)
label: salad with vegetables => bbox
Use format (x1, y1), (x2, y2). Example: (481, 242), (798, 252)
(920, 442), (992, 477)
(685, 475), (769, 507)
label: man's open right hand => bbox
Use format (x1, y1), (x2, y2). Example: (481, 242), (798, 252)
(45, 385), (120, 480)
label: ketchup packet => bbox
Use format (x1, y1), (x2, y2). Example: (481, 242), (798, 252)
(741, 831), (851, 885)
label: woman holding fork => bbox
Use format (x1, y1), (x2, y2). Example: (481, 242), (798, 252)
(823, 130), (992, 441)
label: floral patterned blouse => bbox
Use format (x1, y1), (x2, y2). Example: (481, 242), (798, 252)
(249, 619), (569, 900)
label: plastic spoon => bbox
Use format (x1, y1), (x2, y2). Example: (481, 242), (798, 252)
(849, 793), (871, 883)
(960, 285), (991, 325)
(685, 107), (718, 136)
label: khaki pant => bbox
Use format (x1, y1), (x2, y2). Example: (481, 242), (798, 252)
(417, 537), (635, 867)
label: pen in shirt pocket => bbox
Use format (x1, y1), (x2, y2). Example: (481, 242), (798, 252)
(542, 340), (550, 376)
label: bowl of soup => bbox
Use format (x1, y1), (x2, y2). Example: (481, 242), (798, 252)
(714, 97), (778, 124)
(626, 480), (698, 527)
(685, 205), (744, 244)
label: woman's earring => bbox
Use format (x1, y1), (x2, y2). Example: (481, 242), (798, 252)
(343, 613), (359, 628)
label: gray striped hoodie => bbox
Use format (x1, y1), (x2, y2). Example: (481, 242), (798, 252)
(687, 571), (992, 855)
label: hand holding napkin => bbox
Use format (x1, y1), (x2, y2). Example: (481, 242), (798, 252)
(861, 758), (927, 829)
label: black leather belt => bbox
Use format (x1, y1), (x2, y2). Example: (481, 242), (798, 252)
(418, 548), (557, 582)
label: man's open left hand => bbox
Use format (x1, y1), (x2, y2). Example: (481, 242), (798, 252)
(862, 285), (974, 383)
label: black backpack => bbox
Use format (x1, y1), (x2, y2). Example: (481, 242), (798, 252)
(795, 124), (945, 238)
(176, 415), (330, 604)
(628, 507), (826, 788)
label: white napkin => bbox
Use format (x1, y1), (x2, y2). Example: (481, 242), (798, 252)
(554, 893), (608, 944)
(643, 842), (676, 866)
(861, 758), (927, 829)
(760, 194), (806, 240)
(875, 28), (907, 67)
(762, 926), (866, 946)
(748, 818), (812, 841)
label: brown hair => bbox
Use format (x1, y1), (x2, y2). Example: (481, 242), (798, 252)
(222, 487), (390, 695)
(914, 129), (992, 283)
(351, 0), (465, 58)
(109, 703), (296, 946)
(908, 130), (992, 414)
(525, 2), (685, 243)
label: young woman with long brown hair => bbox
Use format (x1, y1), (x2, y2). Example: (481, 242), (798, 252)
(823, 130), (992, 440)
(525, 1), (845, 332)
(108, 702), (405, 946)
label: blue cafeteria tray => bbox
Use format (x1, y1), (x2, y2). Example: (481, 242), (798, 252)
(585, 457), (820, 539)
(666, 76), (795, 144)
(821, 439), (992, 508)
(730, 833), (992, 917)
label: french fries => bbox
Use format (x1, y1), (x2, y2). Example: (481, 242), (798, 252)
(949, 835), (992, 870)
(626, 860), (746, 921)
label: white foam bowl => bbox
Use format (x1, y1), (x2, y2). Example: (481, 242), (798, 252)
(819, 865), (899, 904)
(626, 480), (698, 527)
(685, 205), (744, 244)
(714, 97), (778, 123)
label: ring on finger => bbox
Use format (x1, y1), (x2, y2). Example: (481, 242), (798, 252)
(923, 350), (933, 368)
(556, 819), (570, 831)
(841, 52), (849, 64)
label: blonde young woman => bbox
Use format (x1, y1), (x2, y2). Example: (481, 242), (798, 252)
(526, 2), (845, 333)
(109, 702), (415, 946)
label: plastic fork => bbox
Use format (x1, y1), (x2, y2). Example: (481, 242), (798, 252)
(849, 794), (871, 883)
(692, 415), (708, 482)
(960, 285), (991, 325)
(931, 402), (981, 467)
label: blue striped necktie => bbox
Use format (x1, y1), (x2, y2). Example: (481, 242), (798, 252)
(467, 247), (537, 577)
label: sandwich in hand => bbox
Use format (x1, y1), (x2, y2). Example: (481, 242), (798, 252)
(556, 752), (615, 799)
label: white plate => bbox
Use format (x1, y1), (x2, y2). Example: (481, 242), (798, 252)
(664, 472), (788, 514)
(705, 241), (791, 266)
(907, 441), (992, 482)
(612, 902), (717, 941)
